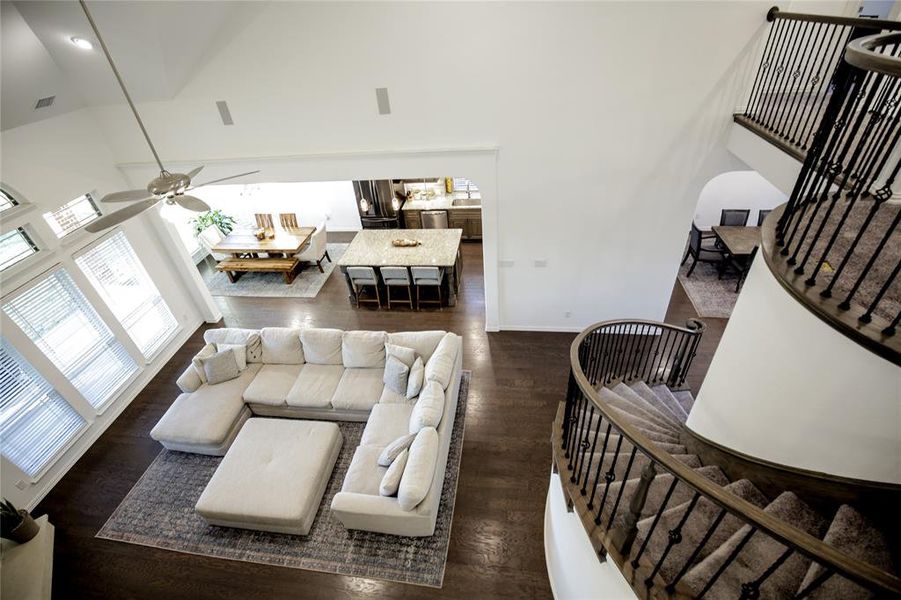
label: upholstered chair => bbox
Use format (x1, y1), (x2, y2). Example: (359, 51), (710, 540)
(411, 266), (444, 308)
(347, 266), (381, 308)
(197, 225), (232, 264)
(379, 266), (413, 309)
(296, 222), (330, 273)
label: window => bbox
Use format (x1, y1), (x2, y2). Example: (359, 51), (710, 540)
(452, 177), (480, 198)
(43, 193), (102, 238)
(76, 232), (178, 358)
(2, 269), (139, 409)
(0, 228), (39, 271)
(0, 189), (18, 213)
(0, 338), (87, 479)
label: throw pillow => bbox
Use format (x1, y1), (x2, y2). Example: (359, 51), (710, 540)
(200, 350), (240, 385)
(203, 328), (262, 363)
(398, 428), (439, 511)
(383, 355), (410, 395)
(216, 343), (247, 371)
(260, 327), (304, 364)
(342, 330), (388, 368)
(300, 328), (344, 365)
(385, 343), (417, 368)
(408, 380), (445, 434)
(378, 433), (416, 467)
(424, 333), (458, 390)
(379, 449), (408, 497)
(191, 343), (217, 383)
(406, 357), (424, 399)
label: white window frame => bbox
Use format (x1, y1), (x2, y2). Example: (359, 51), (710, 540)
(42, 193), (103, 239)
(0, 227), (40, 272)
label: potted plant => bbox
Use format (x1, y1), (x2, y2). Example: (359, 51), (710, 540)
(191, 209), (237, 237)
(0, 498), (39, 543)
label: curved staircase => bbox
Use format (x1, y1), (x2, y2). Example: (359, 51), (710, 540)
(565, 380), (898, 599)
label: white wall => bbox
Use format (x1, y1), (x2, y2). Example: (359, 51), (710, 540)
(688, 257), (901, 484)
(92, 1), (773, 332)
(693, 171), (787, 229)
(0, 109), (212, 508)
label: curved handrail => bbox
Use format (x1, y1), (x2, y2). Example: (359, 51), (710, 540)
(767, 6), (901, 30)
(565, 319), (901, 596)
(846, 31), (901, 77)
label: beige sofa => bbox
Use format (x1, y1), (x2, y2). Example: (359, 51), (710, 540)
(150, 326), (463, 537)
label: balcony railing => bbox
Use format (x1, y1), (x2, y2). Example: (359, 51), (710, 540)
(737, 7), (901, 159)
(553, 319), (901, 599)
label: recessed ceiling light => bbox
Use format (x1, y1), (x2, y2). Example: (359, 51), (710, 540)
(70, 37), (93, 50)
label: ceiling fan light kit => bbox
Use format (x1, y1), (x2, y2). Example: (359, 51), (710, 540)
(77, 0), (258, 233)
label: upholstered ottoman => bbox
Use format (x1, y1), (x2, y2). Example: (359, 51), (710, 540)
(195, 418), (342, 535)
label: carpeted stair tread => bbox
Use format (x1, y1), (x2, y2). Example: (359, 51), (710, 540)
(633, 479), (770, 585)
(682, 492), (828, 599)
(632, 381), (686, 424)
(613, 382), (682, 429)
(609, 406), (682, 444)
(592, 453), (703, 498)
(600, 388), (682, 438)
(650, 384), (690, 423)
(595, 466), (730, 527)
(603, 433), (687, 457)
(672, 390), (695, 415)
(798, 505), (896, 599)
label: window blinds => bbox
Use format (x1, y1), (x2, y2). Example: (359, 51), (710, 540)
(76, 232), (178, 358)
(0, 229), (38, 271)
(2, 269), (139, 409)
(43, 193), (102, 238)
(0, 338), (87, 478)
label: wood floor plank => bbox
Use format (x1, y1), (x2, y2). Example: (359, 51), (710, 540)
(33, 243), (725, 599)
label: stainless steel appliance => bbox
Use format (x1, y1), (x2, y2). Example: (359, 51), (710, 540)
(354, 180), (402, 229)
(421, 210), (448, 229)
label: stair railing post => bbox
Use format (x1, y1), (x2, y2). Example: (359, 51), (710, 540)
(613, 457), (656, 555)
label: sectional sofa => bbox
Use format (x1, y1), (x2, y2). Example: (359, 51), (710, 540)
(150, 326), (463, 537)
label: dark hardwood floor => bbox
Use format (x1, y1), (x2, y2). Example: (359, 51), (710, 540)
(34, 243), (726, 599)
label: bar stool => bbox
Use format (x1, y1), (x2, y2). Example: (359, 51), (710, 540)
(411, 266), (444, 308)
(279, 213), (299, 228)
(347, 266), (381, 308)
(380, 266), (413, 309)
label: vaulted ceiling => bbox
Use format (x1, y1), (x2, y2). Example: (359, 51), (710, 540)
(1, 0), (262, 131)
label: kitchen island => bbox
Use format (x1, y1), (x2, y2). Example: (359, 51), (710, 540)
(337, 229), (463, 307)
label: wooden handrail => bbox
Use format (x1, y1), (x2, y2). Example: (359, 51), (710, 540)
(567, 322), (901, 596)
(768, 6), (901, 31)
(846, 31), (901, 77)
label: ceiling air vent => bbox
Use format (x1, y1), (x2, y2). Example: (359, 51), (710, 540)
(216, 100), (234, 126)
(34, 96), (56, 110)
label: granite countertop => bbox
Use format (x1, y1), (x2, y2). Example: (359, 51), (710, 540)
(401, 195), (481, 211)
(337, 229), (463, 267)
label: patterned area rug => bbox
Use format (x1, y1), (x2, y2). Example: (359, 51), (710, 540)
(201, 243), (347, 298)
(678, 260), (740, 318)
(96, 372), (470, 588)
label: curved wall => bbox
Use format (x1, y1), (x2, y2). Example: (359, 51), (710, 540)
(687, 258), (901, 484)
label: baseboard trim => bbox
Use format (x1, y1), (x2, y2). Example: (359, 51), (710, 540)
(499, 325), (584, 333)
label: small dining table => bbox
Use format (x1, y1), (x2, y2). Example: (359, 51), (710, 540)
(712, 225), (760, 258)
(337, 229), (463, 306)
(212, 226), (316, 257)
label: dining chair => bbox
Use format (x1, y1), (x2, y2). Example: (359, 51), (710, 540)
(296, 222), (331, 272)
(411, 266), (444, 308)
(720, 209), (750, 227)
(757, 209), (772, 226)
(197, 225), (233, 265)
(681, 223), (727, 277)
(347, 266), (381, 308)
(379, 266), (414, 309)
(279, 213), (299, 228)
(721, 246), (759, 292)
(254, 213), (274, 229)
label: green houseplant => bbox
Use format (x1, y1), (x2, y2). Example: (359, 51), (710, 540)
(0, 498), (39, 543)
(191, 209), (237, 237)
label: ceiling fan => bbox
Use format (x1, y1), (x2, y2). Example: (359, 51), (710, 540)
(78, 0), (258, 233)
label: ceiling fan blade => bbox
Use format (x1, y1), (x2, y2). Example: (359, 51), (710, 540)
(85, 198), (161, 233)
(174, 195), (211, 212)
(101, 189), (153, 203)
(190, 170), (261, 189)
(186, 165), (204, 181)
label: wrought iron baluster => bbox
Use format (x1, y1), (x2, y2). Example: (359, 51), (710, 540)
(765, 21), (817, 136)
(786, 22), (829, 144)
(586, 423), (613, 510)
(838, 208), (901, 310)
(794, 567), (835, 599)
(859, 257), (900, 324)
(579, 412), (603, 495)
(594, 434), (624, 524)
(605, 446), (637, 529)
(746, 16), (781, 118)
(696, 527), (757, 598)
(753, 18), (792, 124)
(882, 309), (900, 336)
(666, 508), (728, 592)
(573, 405), (595, 483)
(645, 492), (702, 587)
(760, 19), (803, 129)
(630, 475), (678, 566)
(739, 547), (795, 600)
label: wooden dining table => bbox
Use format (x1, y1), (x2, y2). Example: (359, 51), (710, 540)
(712, 225), (760, 258)
(212, 226), (316, 257)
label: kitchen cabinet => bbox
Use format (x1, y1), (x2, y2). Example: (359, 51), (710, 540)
(403, 210), (423, 229)
(447, 208), (482, 240)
